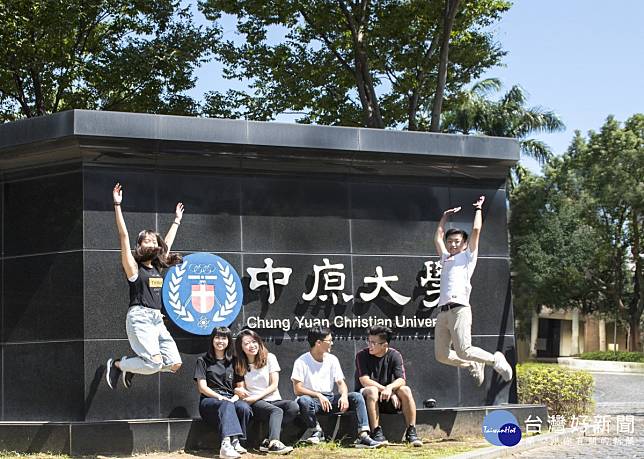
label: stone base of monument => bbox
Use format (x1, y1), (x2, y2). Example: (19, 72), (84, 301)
(0, 404), (546, 455)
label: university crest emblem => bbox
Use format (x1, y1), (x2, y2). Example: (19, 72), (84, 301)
(162, 253), (243, 335)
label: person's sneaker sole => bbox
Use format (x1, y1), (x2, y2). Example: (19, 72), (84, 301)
(268, 446), (293, 455)
(494, 351), (513, 382)
(122, 370), (133, 389)
(470, 361), (485, 386)
(355, 443), (385, 449)
(105, 358), (120, 389)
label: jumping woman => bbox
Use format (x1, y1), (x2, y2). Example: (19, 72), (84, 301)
(105, 182), (184, 389)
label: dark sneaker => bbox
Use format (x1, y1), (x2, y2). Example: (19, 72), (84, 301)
(354, 434), (384, 449)
(370, 426), (388, 444)
(122, 370), (134, 389)
(405, 425), (422, 447)
(259, 438), (270, 452)
(267, 440), (293, 455)
(105, 358), (121, 389)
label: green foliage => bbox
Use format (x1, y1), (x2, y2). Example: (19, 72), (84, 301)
(199, 0), (510, 128)
(0, 0), (215, 121)
(442, 81), (564, 163)
(579, 351), (644, 363)
(509, 166), (600, 337)
(509, 114), (644, 349)
(517, 363), (594, 418)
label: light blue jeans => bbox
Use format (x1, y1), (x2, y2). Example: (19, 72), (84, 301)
(119, 305), (182, 374)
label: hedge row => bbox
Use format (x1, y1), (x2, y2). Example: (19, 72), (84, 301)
(517, 363), (594, 418)
(579, 351), (644, 363)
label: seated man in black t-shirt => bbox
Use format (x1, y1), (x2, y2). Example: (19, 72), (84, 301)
(355, 326), (422, 446)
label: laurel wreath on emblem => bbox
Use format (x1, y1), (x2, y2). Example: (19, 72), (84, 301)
(167, 260), (239, 323)
(168, 261), (194, 322)
(212, 261), (238, 322)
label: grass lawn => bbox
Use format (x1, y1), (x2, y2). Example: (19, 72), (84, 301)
(0, 437), (489, 459)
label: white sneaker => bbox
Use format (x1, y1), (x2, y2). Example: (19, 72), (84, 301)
(469, 361), (485, 386)
(219, 441), (241, 459)
(299, 427), (323, 444)
(493, 352), (513, 382)
(267, 440), (294, 455)
(231, 438), (247, 454)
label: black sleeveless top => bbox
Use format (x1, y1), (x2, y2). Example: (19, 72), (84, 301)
(128, 264), (163, 310)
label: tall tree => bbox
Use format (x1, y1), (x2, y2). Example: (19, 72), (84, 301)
(509, 161), (607, 338)
(510, 115), (644, 351)
(199, 0), (509, 129)
(0, 0), (215, 122)
(443, 81), (565, 164)
(567, 115), (644, 351)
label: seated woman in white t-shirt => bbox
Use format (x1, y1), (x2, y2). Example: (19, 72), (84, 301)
(234, 329), (298, 455)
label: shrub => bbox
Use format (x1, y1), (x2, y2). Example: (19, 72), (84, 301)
(579, 351), (644, 363)
(517, 363), (594, 419)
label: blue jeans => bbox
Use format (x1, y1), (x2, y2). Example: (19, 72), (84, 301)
(297, 393), (369, 432)
(199, 397), (252, 440)
(119, 306), (182, 374)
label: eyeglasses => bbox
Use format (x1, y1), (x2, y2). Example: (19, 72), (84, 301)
(321, 339), (334, 344)
(368, 340), (386, 347)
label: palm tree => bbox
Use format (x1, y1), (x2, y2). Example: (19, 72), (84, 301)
(442, 80), (565, 165)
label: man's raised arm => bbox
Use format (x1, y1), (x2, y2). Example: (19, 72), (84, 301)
(434, 206), (461, 255)
(468, 196), (485, 253)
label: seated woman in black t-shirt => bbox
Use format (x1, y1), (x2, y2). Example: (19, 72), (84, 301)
(195, 327), (252, 459)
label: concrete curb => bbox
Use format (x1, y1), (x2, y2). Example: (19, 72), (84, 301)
(447, 427), (586, 458)
(558, 357), (644, 374)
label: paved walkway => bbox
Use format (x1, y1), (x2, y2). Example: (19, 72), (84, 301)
(511, 372), (644, 458)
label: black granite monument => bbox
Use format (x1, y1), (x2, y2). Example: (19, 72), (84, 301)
(0, 110), (533, 454)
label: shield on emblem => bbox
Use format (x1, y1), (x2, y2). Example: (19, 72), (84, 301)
(191, 283), (215, 313)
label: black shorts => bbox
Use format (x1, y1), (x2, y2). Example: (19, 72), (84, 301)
(378, 399), (402, 414)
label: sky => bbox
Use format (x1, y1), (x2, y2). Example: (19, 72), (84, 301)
(191, 1), (644, 173)
(478, 0), (644, 171)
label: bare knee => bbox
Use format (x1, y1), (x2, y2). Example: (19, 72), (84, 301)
(362, 387), (379, 401)
(395, 385), (412, 399)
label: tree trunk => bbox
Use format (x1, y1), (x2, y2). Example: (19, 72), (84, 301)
(628, 317), (641, 352)
(629, 209), (643, 351)
(354, 48), (385, 128)
(429, 0), (460, 132)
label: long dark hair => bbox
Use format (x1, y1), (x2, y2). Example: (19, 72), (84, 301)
(235, 329), (269, 376)
(133, 230), (182, 270)
(206, 326), (234, 363)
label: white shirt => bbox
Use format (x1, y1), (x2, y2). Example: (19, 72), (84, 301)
(244, 352), (281, 401)
(290, 351), (344, 395)
(438, 248), (478, 307)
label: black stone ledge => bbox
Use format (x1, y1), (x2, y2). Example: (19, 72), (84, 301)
(0, 110), (519, 178)
(0, 404), (546, 455)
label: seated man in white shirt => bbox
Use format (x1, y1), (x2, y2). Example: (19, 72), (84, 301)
(291, 326), (384, 448)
